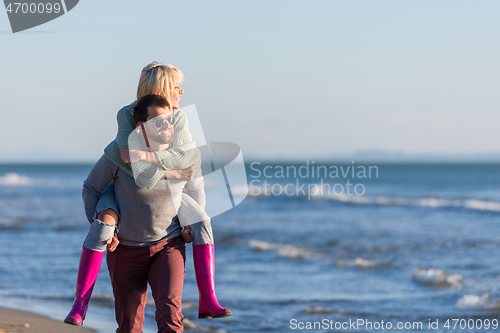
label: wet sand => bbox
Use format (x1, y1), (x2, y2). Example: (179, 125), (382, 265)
(0, 307), (96, 333)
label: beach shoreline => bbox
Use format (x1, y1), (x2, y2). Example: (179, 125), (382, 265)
(0, 307), (96, 333)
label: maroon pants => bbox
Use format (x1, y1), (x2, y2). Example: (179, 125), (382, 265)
(107, 236), (186, 333)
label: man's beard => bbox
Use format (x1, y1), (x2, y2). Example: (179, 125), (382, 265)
(147, 131), (174, 145)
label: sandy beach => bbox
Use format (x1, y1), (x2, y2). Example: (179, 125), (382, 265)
(0, 307), (96, 333)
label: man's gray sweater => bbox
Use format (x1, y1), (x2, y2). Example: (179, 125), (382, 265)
(82, 155), (183, 246)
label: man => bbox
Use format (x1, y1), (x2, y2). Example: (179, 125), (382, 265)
(82, 95), (194, 333)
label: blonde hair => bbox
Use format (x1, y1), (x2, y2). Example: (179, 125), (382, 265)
(136, 62), (184, 109)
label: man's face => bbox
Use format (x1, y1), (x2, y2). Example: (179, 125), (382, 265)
(144, 106), (175, 145)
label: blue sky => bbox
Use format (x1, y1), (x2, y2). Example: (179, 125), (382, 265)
(1, 1), (500, 162)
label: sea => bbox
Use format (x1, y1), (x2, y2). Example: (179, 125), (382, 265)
(1, 161), (500, 333)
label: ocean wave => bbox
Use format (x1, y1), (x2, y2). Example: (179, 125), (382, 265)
(249, 240), (389, 265)
(249, 239), (316, 259)
(230, 185), (251, 196)
(182, 318), (228, 333)
(412, 267), (462, 288)
(331, 194), (500, 213)
(0, 173), (62, 187)
(457, 294), (500, 311)
(336, 257), (390, 268)
(0, 217), (36, 229)
(248, 183), (500, 213)
(91, 293), (115, 303)
(182, 318), (200, 330)
(304, 305), (342, 314)
(180, 301), (198, 311)
(0, 216), (9, 226)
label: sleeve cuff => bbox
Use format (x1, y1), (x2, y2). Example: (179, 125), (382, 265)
(155, 151), (174, 170)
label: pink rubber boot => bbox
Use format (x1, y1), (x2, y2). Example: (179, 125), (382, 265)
(64, 247), (104, 326)
(193, 243), (232, 319)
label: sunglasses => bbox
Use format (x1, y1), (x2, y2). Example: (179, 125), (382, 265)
(154, 116), (175, 128)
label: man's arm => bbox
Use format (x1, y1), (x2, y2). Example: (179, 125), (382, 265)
(82, 155), (119, 222)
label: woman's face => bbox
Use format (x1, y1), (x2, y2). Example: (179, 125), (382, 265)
(171, 82), (184, 109)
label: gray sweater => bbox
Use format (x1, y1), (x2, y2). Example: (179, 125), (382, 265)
(83, 155), (186, 246)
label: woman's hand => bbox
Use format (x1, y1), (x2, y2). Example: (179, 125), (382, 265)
(179, 164), (197, 181)
(164, 169), (182, 179)
(181, 225), (192, 243)
(164, 164), (198, 181)
(120, 147), (147, 164)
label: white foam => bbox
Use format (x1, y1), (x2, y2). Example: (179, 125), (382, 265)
(182, 318), (201, 330)
(336, 257), (388, 268)
(247, 185), (267, 196)
(0, 173), (34, 186)
(249, 239), (278, 251)
(463, 199), (500, 212)
(229, 184), (251, 196)
(412, 267), (462, 287)
(168, 316), (228, 333)
(249, 239), (314, 259)
(277, 245), (313, 259)
(304, 306), (339, 314)
(457, 294), (500, 311)
(321, 192), (500, 213)
(247, 182), (500, 213)
(0, 173), (61, 187)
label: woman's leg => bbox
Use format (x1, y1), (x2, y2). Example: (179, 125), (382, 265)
(179, 193), (232, 319)
(65, 182), (119, 326)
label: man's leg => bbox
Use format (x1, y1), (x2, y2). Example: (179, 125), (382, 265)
(148, 237), (186, 333)
(107, 244), (149, 333)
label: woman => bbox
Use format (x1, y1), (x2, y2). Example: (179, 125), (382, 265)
(64, 62), (231, 326)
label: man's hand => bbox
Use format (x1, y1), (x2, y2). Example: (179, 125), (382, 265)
(106, 233), (120, 252)
(181, 225), (192, 243)
(120, 147), (146, 164)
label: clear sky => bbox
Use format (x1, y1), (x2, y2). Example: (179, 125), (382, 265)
(1, 1), (500, 162)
